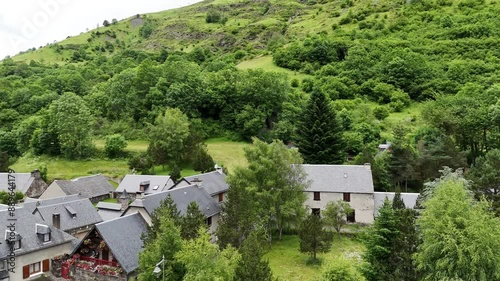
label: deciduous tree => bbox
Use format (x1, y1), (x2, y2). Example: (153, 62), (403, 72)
(46, 92), (95, 159)
(175, 228), (240, 281)
(415, 172), (500, 281)
(323, 200), (353, 238)
(148, 108), (190, 168)
(229, 138), (308, 243)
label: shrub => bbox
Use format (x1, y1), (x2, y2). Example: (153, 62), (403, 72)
(373, 106), (390, 120)
(104, 134), (127, 158)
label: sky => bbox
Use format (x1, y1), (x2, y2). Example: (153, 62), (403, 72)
(0, 0), (203, 59)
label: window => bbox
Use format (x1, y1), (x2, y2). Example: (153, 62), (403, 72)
(43, 233), (51, 242)
(312, 208), (320, 215)
(206, 216), (212, 227)
(29, 262), (41, 275)
(347, 210), (355, 223)
(218, 193), (224, 202)
(313, 192), (320, 201)
(343, 193), (351, 202)
(0, 260), (5, 270)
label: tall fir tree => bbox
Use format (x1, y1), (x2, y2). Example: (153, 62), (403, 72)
(391, 192), (419, 281)
(138, 214), (185, 281)
(142, 194), (181, 246)
(217, 182), (258, 249)
(180, 201), (206, 240)
(296, 89), (344, 164)
(299, 213), (333, 261)
(361, 199), (398, 281)
(234, 230), (273, 281)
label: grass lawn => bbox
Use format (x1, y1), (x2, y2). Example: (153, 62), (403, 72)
(12, 138), (249, 182)
(237, 55), (312, 82)
(11, 154), (130, 181)
(206, 138), (250, 172)
(265, 234), (365, 281)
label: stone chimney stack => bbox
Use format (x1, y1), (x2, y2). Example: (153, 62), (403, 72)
(119, 189), (130, 211)
(31, 169), (41, 179)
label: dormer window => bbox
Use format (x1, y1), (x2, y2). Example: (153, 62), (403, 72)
(5, 230), (22, 250)
(36, 224), (52, 243)
(65, 205), (77, 218)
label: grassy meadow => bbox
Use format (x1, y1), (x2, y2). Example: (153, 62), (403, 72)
(11, 138), (250, 182)
(265, 235), (365, 281)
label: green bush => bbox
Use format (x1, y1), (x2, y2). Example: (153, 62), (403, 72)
(104, 134), (127, 158)
(373, 106), (390, 120)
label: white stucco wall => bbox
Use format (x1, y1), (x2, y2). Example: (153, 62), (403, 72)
(8, 242), (73, 281)
(304, 191), (374, 224)
(39, 183), (66, 200)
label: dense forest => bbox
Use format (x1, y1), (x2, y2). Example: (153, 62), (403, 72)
(1, 0), (499, 204)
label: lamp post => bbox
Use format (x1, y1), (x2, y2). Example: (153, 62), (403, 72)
(153, 255), (165, 280)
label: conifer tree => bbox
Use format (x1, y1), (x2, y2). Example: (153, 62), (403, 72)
(234, 230), (273, 281)
(361, 199), (398, 281)
(142, 194), (181, 246)
(217, 183), (258, 249)
(180, 201), (206, 240)
(299, 213), (332, 261)
(296, 89), (344, 164)
(391, 192), (419, 281)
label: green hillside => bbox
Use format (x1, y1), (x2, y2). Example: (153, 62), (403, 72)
(1, 0), (500, 191)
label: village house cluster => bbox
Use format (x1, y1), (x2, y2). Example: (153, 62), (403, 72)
(0, 165), (418, 280)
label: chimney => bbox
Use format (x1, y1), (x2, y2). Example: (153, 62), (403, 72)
(139, 180), (150, 192)
(119, 189), (130, 211)
(364, 163), (371, 170)
(214, 164), (224, 175)
(136, 191), (144, 200)
(31, 169), (41, 179)
(52, 213), (60, 229)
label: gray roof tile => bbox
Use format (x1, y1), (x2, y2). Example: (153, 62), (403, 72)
(302, 164), (374, 194)
(0, 208), (75, 258)
(137, 185), (221, 218)
(34, 198), (103, 232)
(95, 213), (148, 274)
(52, 175), (114, 199)
(116, 175), (176, 194)
(182, 171), (229, 196)
(0, 173), (33, 193)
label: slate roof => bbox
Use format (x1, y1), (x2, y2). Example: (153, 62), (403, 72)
(181, 171), (229, 196)
(302, 164), (374, 194)
(96, 202), (122, 211)
(373, 192), (420, 215)
(23, 194), (82, 213)
(97, 209), (123, 221)
(33, 197), (103, 232)
(96, 202), (123, 221)
(0, 207), (75, 258)
(0, 173), (34, 193)
(115, 175), (176, 194)
(130, 185), (221, 218)
(95, 213), (148, 274)
(51, 175), (114, 199)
